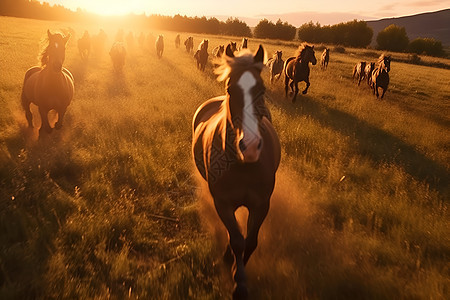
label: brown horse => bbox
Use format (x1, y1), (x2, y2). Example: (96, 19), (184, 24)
(284, 43), (317, 102)
(229, 41), (237, 53)
(266, 50), (284, 84)
(192, 44), (281, 299)
(109, 42), (126, 72)
(239, 38), (248, 51)
(77, 30), (91, 60)
(212, 45), (225, 58)
(352, 61), (366, 85)
(371, 54), (391, 99)
(184, 36), (194, 53)
(155, 35), (164, 58)
(365, 62), (375, 86)
(194, 39), (209, 71)
(320, 48), (329, 70)
(21, 30), (74, 136)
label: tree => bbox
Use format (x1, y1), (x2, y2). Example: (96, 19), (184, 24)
(408, 38), (444, 57)
(254, 19), (296, 40)
(376, 24), (409, 52)
(297, 21), (322, 43)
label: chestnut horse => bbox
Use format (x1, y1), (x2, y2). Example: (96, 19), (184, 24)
(109, 42), (126, 72)
(192, 44), (281, 299)
(320, 48), (329, 70)
(184, 36), (194, 53)
(77, 30), (91, 60)
(155, 35), (164, 58)
(371, 54), (391, 99)
(284, 43), (317, 102)
(21, 30), (74, 136)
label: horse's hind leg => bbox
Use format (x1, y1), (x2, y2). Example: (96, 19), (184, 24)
(380, 88), (386, 99)
(243, 201), (269, 265)
(55, 107), (67, 130)
(284, 76), (289, 97)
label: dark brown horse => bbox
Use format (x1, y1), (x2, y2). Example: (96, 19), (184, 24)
(320, 48), (329, 70)
(239, 38), (248, 51)
(266, 50), (284, 84)
(194, 39), (209, 71)
(284, 43), (317, 102)
(184, 36), (194, 53)
(212, 45), (225, 58)
(21, 30), (74, 136)
(371, 54), (391, 99)
(155, 34), (164, 58)
(192, 44), (281, 299)
(352, 61), (366, 85)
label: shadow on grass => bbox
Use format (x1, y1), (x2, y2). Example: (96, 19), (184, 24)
(267, 91), (449, 196)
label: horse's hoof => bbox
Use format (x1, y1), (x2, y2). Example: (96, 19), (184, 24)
(55, 122), (62, 130)
(233, 284), (248, 300)
(302, 90), (308, 95)
(291, 98), (296, 103)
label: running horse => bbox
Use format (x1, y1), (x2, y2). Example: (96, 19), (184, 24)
(21, 30), (74, 136)
(266, 50), (284, 84)
(192, 44), (281, 299)
(284, 43), (317, 102)
(184, 36), (194, 53)
(155, 35), (164, 58)
(352, 61), (366, 85)
(320, 48), (329, 70)
(239, 38), (248, 51)
(77, 30), (91, 60)
(371, 54), (391, 99)
(194, 39), (209, 71)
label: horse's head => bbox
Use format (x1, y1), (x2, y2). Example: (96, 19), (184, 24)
(216, 44), (266, 163)
(230, 42), (237, 53)
(379, 55), (391, 72)
(297, 44), (317, 65)
(44, 30), (70, 72)
(276, 50), (282, 61)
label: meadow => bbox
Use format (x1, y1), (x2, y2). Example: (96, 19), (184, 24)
(0, 16), (449, 299)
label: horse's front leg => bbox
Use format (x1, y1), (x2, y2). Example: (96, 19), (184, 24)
(284, 76), (290, 97)
(21, 95), (33, 128)
(38, 107), (52, 134)
(380, 87), (387, 99)
(302, 80), (310, 94)
(55, 107), (67, 130)
(243, 200), (269, 265)
(214, 201), (248, 299)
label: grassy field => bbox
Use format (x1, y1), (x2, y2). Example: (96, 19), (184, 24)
(0, 16), (449, 299)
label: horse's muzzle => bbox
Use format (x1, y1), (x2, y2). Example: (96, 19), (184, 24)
(239, 137), (262, 163)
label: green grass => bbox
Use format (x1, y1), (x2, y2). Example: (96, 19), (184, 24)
(0, 16), (449, 299)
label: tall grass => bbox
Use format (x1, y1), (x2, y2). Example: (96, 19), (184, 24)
(0, 16), (448, 299)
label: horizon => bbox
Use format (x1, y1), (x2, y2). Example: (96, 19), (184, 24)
(40, 0), (449, 27)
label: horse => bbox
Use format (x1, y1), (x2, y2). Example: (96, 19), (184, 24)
(365, 62), (375, 86)
(194, 39), (209, 71)
(21, 30), (74, 136)
(184, 36), (194, 53)
(192, 43), (281, 299)
(109, 42), (126, 72)
(284, 43), (317, 103)
(238, 38), (248, 51)
(229, 41), (237, 53)
(266, 50), (284, 84)
(371, 54), (391, 99)
(175, 34), (181, 48)
(77, 30), (91, 60)
(352, 61), (366, 86)
(155, 35), (164, 58)
(320, 48), (329, 70)
(212, 45), (225, 58)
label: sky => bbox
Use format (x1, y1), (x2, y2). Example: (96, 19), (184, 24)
(43, 0), (449, 26)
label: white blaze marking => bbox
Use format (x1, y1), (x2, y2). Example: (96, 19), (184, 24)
(55, 42), (59, 49)
(237, 71), (259, 142)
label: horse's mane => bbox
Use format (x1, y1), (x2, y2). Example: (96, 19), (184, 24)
(378, 53), (390, 63)
(214, 49), (264, 82)
(295, 43), (313, 61)
(39, 31), (65, 67)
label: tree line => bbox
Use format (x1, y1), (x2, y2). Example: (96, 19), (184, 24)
(0, 0), (445, 57)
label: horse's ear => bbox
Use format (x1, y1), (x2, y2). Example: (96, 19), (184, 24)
(254, 44), (264, 63)
(225, 44), (235, 58)
(47, 29), (52, 38)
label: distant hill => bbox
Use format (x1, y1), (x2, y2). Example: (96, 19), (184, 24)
(367, 9), (450, 47)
